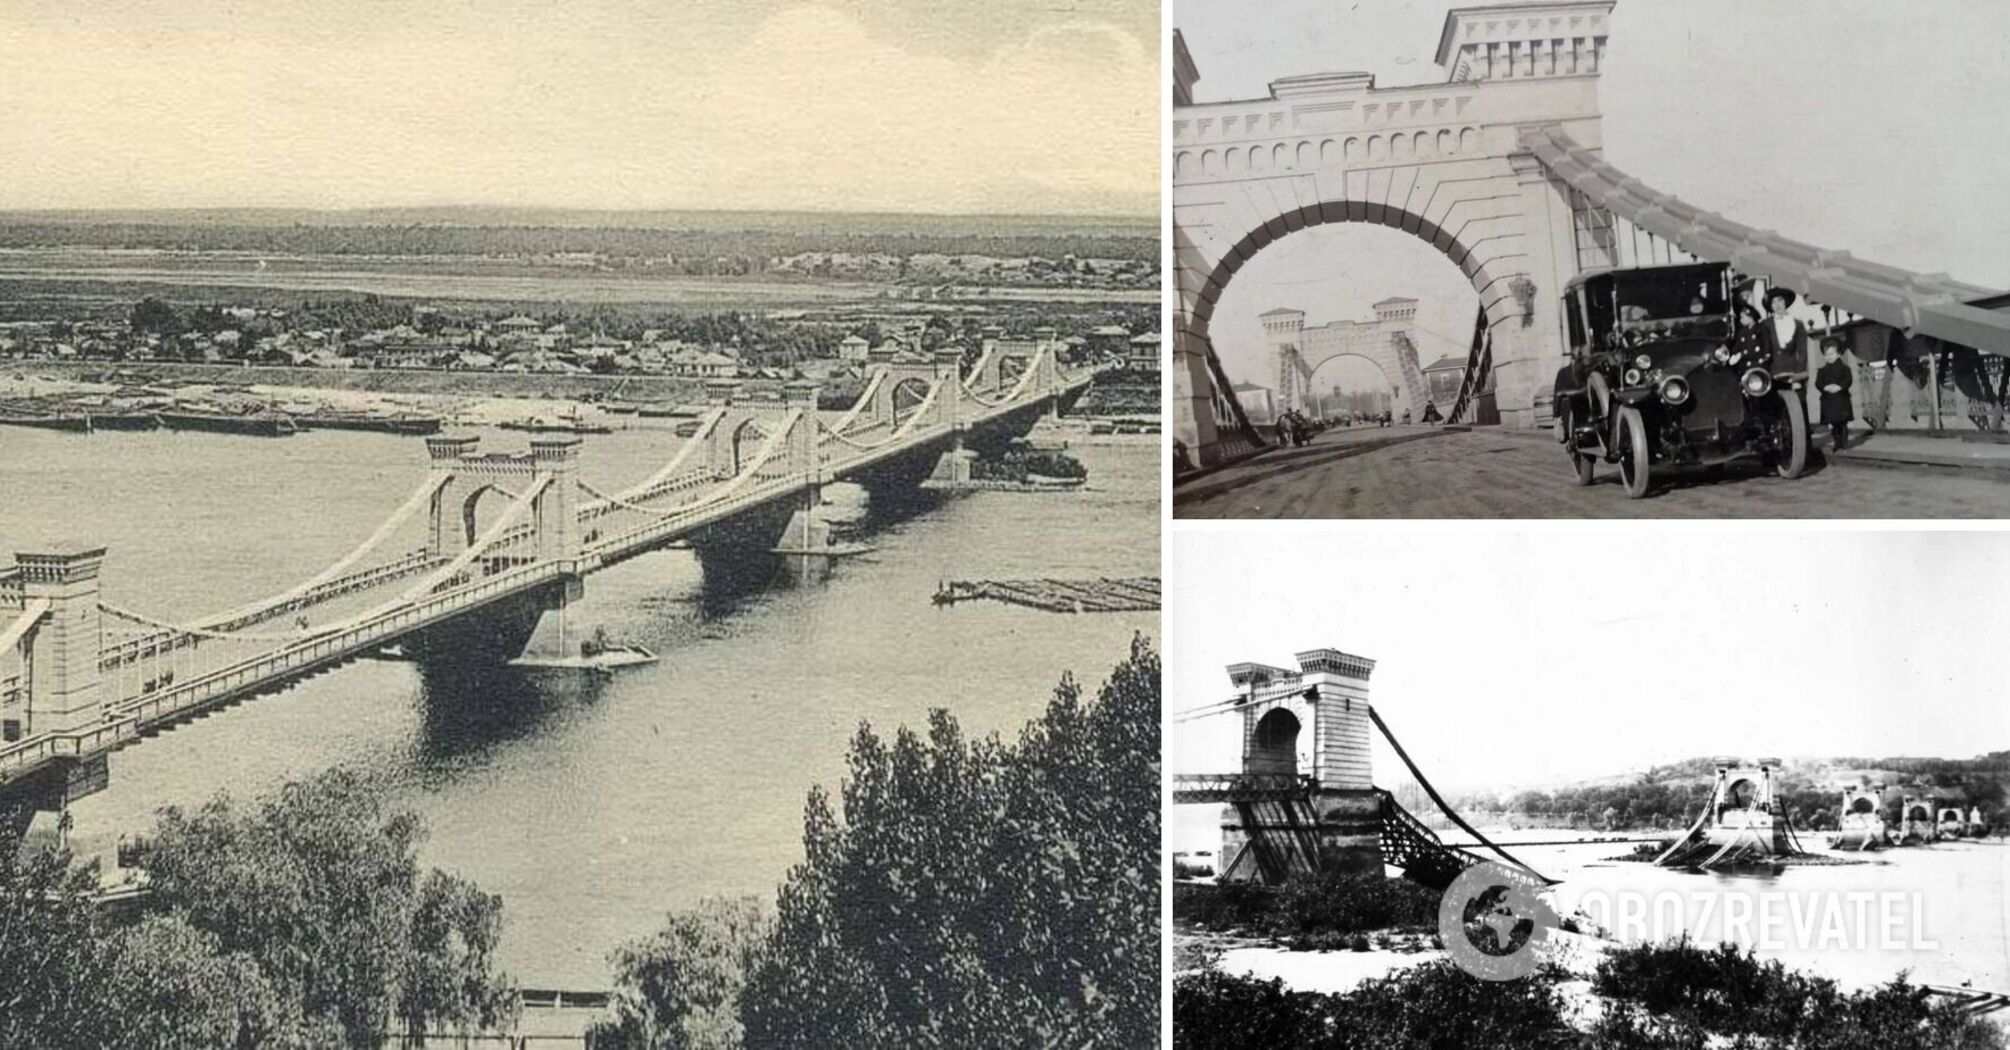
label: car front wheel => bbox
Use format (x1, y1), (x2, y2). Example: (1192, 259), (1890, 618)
(1616, 405), (1652, 499)
(1773, 389), (1808, 479)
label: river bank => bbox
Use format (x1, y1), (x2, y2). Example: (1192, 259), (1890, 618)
(2, 359), (708, 403)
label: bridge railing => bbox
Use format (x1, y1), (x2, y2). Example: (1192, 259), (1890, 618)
(107, 560), (569, 734)
(1170, 772), (1315, 803)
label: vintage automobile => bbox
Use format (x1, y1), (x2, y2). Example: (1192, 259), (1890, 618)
(1551, 262), (1808, 498)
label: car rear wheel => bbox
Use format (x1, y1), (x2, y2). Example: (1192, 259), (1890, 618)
(1773, 389), (1808, 479)
(1616, 405), (1652, 498)
(1562, 405), (1596, 486)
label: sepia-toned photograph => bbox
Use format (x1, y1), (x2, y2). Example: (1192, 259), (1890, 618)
(1170, 1), (2010, 518)
(0, 2), (1161, 1046)
(1168, 528), (2010, 1048)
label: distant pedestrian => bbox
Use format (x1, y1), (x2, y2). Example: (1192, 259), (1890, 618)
(1816, 339), (1854, 450)
(1274, 412), (1296, 448)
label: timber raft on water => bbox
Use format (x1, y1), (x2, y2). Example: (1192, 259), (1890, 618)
(932, 577), (1160, 613)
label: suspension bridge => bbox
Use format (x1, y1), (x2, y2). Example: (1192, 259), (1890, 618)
(1171, 648), (1552, 892)
(1170, 1), (2010, 473)
(0, 342), (1096, 818)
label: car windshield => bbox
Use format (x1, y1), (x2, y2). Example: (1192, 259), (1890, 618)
(1614, 271), (1727, 322)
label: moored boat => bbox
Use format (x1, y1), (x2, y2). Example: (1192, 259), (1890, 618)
(0, 410), (92, 432)
(158, 408), (298, 437)
(498, 416), (613, 436)
(85, 410), (162, 431)
(296, 411), (444, 436)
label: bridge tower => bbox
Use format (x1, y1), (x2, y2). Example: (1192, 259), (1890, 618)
(1653, 763), (1799, 868)
(1833, 782), (1888, 851)
(13, 545), (108, 736)
(425, 434), (480, 556)
(927, 347), (978, 487)
(418, 433), (588, 659)
(777, 380), (839, 567)
(1215, 648), (1382, 882)
(530, 435), (582, 566)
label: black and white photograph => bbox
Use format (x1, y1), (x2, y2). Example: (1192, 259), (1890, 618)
(0, 2), (1161, 1046)
(1168, 529), (2010, 1048)
(1170, 1), (2010, 518)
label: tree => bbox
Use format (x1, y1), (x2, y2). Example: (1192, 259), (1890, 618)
(739, 637), (1161, 1048)
(398, 871), (517, 1046)
(130, 296), (182, 335)
(141, 770), (515, 1048)
(590, 897), (768, 1050)
(0, 815), (118, 1050)
(98, 916), (321, 1050)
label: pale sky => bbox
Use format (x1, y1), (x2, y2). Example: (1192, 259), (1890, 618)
(0, 0), (1157, 216)
(1180, 0), (2010, 389)
(1168, 529), (2010, 798)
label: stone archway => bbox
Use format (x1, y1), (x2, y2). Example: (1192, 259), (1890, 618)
(1303, 351), (1400, 418)
(728, 418), (768, 475)
(890, 377), (934, 425)
(1171, 2), (1614, 468)
(1247, 708), (1301, 776)
(461, 483), (511, 546)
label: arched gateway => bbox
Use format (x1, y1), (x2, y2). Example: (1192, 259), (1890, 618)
(1265, 299), (1430, 420)
(1172, 2), (1616, 468)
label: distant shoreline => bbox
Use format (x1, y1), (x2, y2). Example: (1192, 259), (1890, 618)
(0, 206), (1158, 235)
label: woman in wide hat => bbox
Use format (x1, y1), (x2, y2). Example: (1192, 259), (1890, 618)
(1755, 285), (1810, 375)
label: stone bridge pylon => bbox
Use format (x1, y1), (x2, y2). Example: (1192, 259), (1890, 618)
(1172, 1), (1615, 468)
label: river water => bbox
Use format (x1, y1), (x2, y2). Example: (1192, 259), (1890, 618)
(1174, 810), (2010, 993)
(1, 424), (1157, 988)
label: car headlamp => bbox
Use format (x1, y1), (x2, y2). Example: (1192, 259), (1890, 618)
(1633, 354), (1653, 370)
(1623, 368), (1644, 386)
(1741, 368), (1773, 397)
(1659, 376), (1690, 405)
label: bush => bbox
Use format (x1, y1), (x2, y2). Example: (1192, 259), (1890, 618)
(1271, 868), (1439, 938)
(1173, 944), (2009, 1049)
(1593, 939), (2006, 1049)
(1172, 972), (1331, 1048)
(1175, 869), (1438, 942)
(1172, 881), (1278, 931)
(1174, 963), (1583, 1050)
